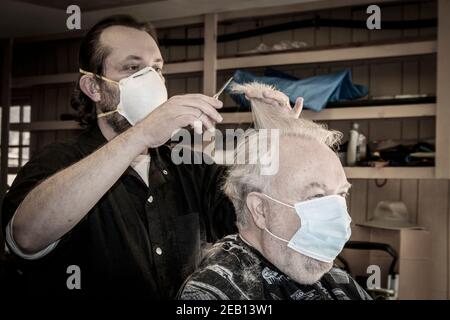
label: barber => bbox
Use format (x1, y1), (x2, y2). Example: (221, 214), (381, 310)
(2, 15), (301, 299)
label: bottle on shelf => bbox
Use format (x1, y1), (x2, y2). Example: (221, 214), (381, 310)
(358, 131), (367, 162)
(347, 122), (360, 166)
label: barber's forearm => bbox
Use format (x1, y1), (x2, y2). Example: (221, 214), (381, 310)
(13, 125), (149, 254)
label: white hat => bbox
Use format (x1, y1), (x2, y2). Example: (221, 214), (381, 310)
(356, 201), (423, 230)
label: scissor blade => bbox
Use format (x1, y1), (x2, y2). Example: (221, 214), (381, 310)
(214, 76), (234, 99)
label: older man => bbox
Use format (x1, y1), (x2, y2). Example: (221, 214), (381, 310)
(178, 83), (371, 300)
(2, 15), (303, 298)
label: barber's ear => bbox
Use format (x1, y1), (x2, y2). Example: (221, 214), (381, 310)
(79, 75), (101, 102)
(246, 192), (267, 230)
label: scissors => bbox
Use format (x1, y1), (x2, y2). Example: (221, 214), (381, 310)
(213, 76), (234, 100)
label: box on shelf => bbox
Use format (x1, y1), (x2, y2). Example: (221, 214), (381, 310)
(341, 225), (431, 300)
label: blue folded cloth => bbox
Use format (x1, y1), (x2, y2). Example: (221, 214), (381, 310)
(227, 68), (368, 111)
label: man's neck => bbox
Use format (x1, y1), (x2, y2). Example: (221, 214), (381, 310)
(97, 119), (149, 155)
(238, 230), (264, 254)
(98, 118), (118, 141)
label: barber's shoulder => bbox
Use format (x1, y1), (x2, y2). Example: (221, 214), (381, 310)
(31, 141), (83, 166)
(165, 143), (219, 167)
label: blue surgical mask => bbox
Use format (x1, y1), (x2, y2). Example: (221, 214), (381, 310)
(262, 194), (352, 263)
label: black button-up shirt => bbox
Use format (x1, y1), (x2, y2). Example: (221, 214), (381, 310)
(1, 126), (237, 299)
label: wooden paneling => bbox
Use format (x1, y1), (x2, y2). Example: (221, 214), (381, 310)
(203, 14), (218, 96)
(7, 0), (449, 299)
(0, 39), (13, 259)
(292, 12), (315, 47)
(417, 180), (449, 299)
(436, 0), (450, 180)
(15, 0), (156, 11)
(331, 8), (352, 45)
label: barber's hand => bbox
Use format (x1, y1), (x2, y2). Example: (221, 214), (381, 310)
(137, 94), (223, 148)
(243, 87), (303, 119)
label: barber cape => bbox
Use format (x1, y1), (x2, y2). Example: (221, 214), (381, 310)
(178, 234), (371, 300)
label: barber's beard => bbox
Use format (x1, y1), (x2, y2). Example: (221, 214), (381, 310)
(97, 82), (131, 134)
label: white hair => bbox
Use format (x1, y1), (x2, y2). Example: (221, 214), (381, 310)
(223, 82), (342, 228)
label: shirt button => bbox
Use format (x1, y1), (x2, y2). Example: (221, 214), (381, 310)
(155, 247), (163, 255)
(162, 169), (168, 175)
(148, 195), (154, 203)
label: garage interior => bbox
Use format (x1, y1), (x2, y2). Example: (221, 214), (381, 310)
(0, 0), (449, 300)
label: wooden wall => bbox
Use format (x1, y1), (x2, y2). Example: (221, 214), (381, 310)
(8, 0), (449, 299)
(13, 37), (81, 154)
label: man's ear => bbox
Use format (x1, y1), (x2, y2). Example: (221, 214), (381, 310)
(79, 75), (101, 102)
(246, 192), (267, 230)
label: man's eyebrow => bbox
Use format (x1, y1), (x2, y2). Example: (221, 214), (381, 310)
(122, 55), (143, 61)
(302, 182), (327, 192)
(119, 56), (164, 65)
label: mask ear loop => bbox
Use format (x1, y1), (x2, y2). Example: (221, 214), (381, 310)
(264, 227), (290, 243)
(97, 109), (121, 118)
(79, 68), (119, 85)
(260, 193), (296, 243)
(261, 193), (295, 208)
(79, 69), (121, 119)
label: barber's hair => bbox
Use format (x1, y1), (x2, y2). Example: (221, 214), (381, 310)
(223, 82), (342, 228)
(71, 15), (158, 126)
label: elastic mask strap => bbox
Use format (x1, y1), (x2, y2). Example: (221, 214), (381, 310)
(97, 109), (119, 118)
(79, 68), (119, 85)
(79, 68), (120, 119)
(264, 228), (289, 243)
(262, 193), (295, 208)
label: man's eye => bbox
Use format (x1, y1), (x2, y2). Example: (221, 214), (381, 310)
(153, 66), (163, 73)
(125, 65), (140, 72)
(311, 194), (325, 199)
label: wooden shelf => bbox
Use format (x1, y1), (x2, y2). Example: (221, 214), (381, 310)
(12, 72), (78, 88)
(10, 121), (81, 131)
(12, 40), (436, 88)
(11, 124), (435, 179)
(164, 60), (203, 75)
(220, 103), (436, 124)
(217, 40), (436, 70)
(11, 103), (435, 131)
(212, 149), (434, 179)
(12, 61), (204, 88)
(344, 167), (434, 179)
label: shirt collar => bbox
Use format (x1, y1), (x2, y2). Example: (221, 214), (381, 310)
(77, 125), (108, 156)
(76, 125), (172, 186)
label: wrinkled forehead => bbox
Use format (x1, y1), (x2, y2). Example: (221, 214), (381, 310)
(100, 25), (163, 64)
(271, 136), (347, 199)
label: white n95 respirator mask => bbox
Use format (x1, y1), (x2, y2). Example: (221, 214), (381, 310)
(262, 194), (352, 263)
(80, 66), (168, 125)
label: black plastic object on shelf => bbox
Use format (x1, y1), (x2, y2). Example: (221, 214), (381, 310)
(220, 95), (436, 113)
